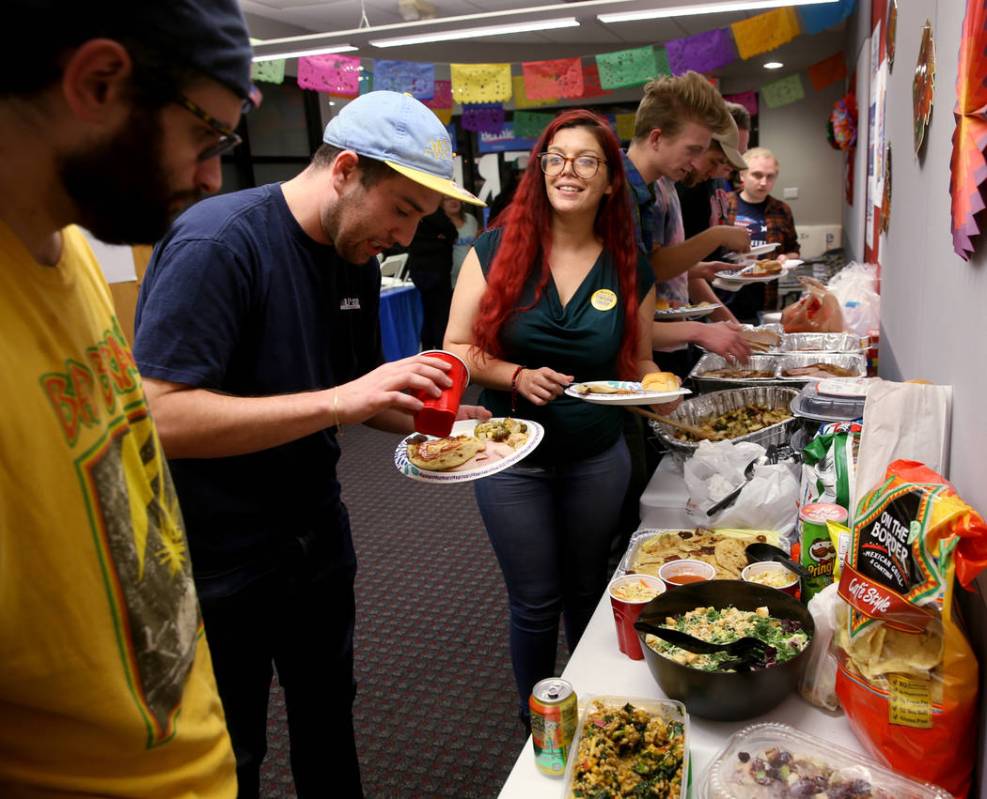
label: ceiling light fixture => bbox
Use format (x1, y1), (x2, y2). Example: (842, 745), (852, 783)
(369, 17), (579, 47)
(763, 61), (784, 69)
(251, 45), (358, 62)
(598, 0), (837, 25)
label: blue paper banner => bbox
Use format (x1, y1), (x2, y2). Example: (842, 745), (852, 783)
(373, 60), (435, 99)
(798, 0), (856, 36)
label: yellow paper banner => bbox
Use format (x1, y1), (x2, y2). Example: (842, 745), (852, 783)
(431, 107), (452, 125)
(616, 113), (636, 141)
(513, 75), (556, 108)
(451, 63), (512, 104)
(731, 7), (801, 60)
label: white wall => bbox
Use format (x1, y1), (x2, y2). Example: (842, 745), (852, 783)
(846, 0), (987, 793)
(757, 80), (846, 227)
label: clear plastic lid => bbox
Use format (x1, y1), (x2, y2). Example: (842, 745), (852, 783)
(564, 695), (690, 799)
(790, 383), (864, 422)
(701, 723), (951, 799)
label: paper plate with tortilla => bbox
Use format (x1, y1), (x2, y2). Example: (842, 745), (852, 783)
(394, 417), (544, 483)
(564, 380), (690, 406)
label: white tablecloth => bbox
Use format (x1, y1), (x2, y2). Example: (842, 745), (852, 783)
(497, 460), (857, 798)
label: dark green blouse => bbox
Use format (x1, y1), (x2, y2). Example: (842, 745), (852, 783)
(474, 229), (655, 466)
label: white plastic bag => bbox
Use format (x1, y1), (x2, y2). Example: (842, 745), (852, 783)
(826, 262), (880, 338)
(799, 583), (841, 711)
(684, 440), (799, 537)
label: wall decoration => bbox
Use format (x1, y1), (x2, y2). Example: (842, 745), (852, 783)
(450, 63), (512, 104)
(829, 92), (858, 151)
(251, 59), (285, 85)
(761, 74), (805, 109)
(808, 52), (847, 92)
(886, 0), (898, 73)
(881, 143), (892, 234)
(460, 103), (505, 134)
(731, 7), (800, 60)
(616, 112), (636, 142)
(595, 46), (657, 89)
(374, 60), (435, 99)
(912, 21), (935, 154)
(522, 58), (584, 100)
(579, 63), (611, 99)
(724, 90), (758, 117)
(512, 76), (555, 108)
(666, 28), (736, 75)
(422, 79), (451, 109)
(297, 53), (360, 96)
(950, 0), (987, 259)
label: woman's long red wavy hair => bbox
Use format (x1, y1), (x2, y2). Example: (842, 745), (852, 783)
(471, 109), (641, 380)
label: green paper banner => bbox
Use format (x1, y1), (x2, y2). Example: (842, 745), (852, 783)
(761, 73), (805, 108)
(596, 46), (658, 89)
(512, 110), (553, 139)
(251, 59), (285, 85)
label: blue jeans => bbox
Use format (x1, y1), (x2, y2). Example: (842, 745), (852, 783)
(474, 439), (631, 716)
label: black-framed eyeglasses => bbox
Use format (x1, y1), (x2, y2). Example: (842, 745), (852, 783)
(538, 152), (607, 179)
(175, 95), (243, 162)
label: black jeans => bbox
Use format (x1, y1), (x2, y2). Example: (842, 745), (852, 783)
(198, 534), (362, 799)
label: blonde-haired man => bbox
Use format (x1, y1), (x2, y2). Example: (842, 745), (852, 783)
(727, 147), (800, 259)
(623, 71), (752, 362)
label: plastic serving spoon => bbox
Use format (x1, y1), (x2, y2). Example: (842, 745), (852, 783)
(745, 542), (811, 578)
(633, 620), (776, 668)
(705, 459), (758, 517)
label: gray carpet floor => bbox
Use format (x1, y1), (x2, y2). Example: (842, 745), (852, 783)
(259, 387), (570, 797)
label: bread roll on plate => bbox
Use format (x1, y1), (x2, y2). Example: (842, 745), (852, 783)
(641, 371), (682, 393)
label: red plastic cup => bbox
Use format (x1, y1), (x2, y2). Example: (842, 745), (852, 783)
(413, 350), (470, 438)
(608, 575), (666, 660)
(741, 561), (800, 597)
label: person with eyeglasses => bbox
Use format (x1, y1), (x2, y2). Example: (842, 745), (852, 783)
(133, 91), (489, 799)
(445, 109), (674, 731)
(0, 2), (255, 796)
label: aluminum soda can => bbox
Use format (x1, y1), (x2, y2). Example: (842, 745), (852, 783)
(529, 678), (578, 777)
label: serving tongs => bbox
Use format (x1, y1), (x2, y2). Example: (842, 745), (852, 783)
(626, 406), (711, 440)
(633, 620), (776, 671)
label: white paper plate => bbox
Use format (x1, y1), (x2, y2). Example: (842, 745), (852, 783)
(723, 242), (780, 262)
(394, 418), (544, 483)
(714, 267), (789, 284)
(564, 381), (691, 406)
(654, 303), (721, 320)
(782, 259), (804, 268)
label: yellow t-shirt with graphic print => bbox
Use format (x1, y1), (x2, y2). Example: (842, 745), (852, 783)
(0, 223), (236, 798)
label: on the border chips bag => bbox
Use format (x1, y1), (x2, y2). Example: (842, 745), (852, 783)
(834, 460), (987, 798)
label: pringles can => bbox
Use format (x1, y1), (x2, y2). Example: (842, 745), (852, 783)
(530, 678), (578, 777)
(799, 502), (849, 600)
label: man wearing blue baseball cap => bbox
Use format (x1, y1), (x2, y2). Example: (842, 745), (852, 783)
(0, 1), (255, 796)
(133, 90), (486, 797)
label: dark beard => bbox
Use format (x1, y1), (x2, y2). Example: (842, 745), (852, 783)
(59, 107), (203, 245)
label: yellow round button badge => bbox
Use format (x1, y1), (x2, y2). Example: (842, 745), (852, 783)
(590, 289), (618, 311)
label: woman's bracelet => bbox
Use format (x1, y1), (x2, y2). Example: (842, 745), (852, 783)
(510, 366), (525, 413)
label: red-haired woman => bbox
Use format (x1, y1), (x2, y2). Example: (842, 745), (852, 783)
(445, 109), (667, 727)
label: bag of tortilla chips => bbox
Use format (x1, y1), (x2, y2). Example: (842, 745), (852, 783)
(834, 460), (987, 798)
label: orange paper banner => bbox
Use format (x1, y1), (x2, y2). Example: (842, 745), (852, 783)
(808, 51), (848, 91)
(730, 7), (801, 60)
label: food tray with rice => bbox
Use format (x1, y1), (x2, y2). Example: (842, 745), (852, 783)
(563, 695), (689, 799)
(621, 528), (785, 580)
(689, 354), (787, 393)
(780, 332), (865, 353)
(648, 387), (800, 459)
(775, 353), (867, 385)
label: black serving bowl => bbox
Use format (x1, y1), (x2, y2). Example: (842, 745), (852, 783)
(636, 580), (814, 721)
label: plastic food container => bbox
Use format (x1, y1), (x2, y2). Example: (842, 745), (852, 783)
(649, 387), (800, 459)
(563, 695), (690, 799)
(789, 382), (865, 423)
(701, 722), (952, 799)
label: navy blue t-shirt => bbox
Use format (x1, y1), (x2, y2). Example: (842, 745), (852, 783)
(134, 184), (383, 580)
(733, 195), (769, 247)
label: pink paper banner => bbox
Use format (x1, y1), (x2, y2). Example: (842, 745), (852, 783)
(666, 28), (736, 76)
(297, 54), (360, 96)
(461, 103), (505, 134)
(522, 58), (584, 99)
(422, 79), (452, 109)
(724, 90), (759, 117)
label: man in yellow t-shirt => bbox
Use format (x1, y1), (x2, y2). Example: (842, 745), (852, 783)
(0, 2), (256, 795)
